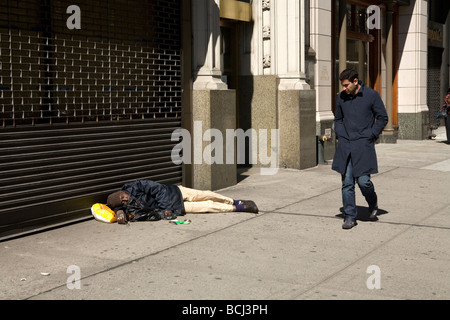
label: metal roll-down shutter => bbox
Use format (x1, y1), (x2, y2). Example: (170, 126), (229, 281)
(0, 0), (183, 238)
(0, 120), (182, 237)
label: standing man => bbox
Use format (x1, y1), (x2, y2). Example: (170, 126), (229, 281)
(332, 69), (388, 229)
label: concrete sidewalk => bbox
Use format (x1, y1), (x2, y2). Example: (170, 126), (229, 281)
(1, 126), (450, 300)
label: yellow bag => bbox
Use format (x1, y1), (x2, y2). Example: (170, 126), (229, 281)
(91, 203), (117, 223)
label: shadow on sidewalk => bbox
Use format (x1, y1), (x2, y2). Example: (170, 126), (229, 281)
(336, 206), (389, 221)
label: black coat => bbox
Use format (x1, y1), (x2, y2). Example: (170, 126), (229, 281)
(332, 83), (388, 177)
(121, 180), (185, 220)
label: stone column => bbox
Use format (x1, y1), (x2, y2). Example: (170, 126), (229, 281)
(338, 0), (347, 73)
(274, 0), (316, 169)
(274, 0), (310, 90)
(382, 3), (396, 142)
(192, 0), (227, 90)
(190, 0), (237, 190)
(310, 0), (335, 162)
(397, 0), (428, 140)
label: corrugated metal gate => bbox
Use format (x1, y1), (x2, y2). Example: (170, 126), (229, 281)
(0, 0), (182, 238)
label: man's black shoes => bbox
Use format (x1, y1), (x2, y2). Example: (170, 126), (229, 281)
(342, 203), (378, 229)
(242, 200), (259, 213)
(369, 203), (378, 220)
(342, 219), (357, 230)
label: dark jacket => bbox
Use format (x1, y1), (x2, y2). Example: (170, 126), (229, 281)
(121, 180), (185, 221)
(332, 82), (388, 177)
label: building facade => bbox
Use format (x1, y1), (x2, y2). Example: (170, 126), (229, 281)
(186, 0), (450, 188)
(1, 0), (450, 236)
(311, 0), (450, 151)
(185, 0), (316, 191)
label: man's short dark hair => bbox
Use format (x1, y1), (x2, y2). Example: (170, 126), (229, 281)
(339, 69), (359, 82)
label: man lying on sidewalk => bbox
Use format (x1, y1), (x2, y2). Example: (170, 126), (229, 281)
(106, 179), (259, 224)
